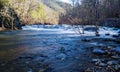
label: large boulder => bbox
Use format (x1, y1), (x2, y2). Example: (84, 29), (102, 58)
(92, 49), (107, 55)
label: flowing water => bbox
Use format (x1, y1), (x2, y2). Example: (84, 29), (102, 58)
(0, 25), (119, 72)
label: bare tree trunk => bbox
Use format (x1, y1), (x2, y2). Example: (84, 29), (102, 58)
(2, 17), (5, 29)
(95, 21), (99, 36)
(11, 17), (14, 30)
(94, 0), (100, 36)
(81, 24), (84, 34)
(81, 18), (85, 34)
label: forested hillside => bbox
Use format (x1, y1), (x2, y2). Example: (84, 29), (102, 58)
(0, 0), (71, 30)
(12, 0), (69, 24)
(60, 0), (120, 26)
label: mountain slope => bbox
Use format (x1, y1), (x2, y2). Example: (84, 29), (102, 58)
(13, 0), (71, 24)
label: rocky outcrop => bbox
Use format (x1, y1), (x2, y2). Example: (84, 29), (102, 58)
(0, 7), (22, 30)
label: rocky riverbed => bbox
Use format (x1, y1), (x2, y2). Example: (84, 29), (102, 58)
(0, 25), (120, 72)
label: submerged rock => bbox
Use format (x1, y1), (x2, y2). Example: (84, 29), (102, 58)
(92, 49), (107, 55)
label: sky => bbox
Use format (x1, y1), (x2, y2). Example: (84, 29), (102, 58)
(60, 0), (71, 3)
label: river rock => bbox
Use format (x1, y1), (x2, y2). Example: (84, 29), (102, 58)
(1, 63), (6, 66)
(111, 55), (120, 59)
(99, 63), (107, 67)
(114, 65), (120, 70)
(101, 59), (109, 63)
(111, 46), (120, 54)
(107, 46), (113, 49)
(82, 38), (90, 42)
(112, 35), (119, 38)
(56, 53), (66, 60)
(94, 59), (102, 65)
(118, 31), (120, 33)
(105, 33), (110, 36)
(84, 27), (98, 32)
(96, 34), (100, 36)
(19, 55), (33, 59)
(85, 68), (92, 72)
(92, 49), (107, 55)
(107, 61), (118, 65)
(27, 68), (33, 72)
(91, 59), (101, 63)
